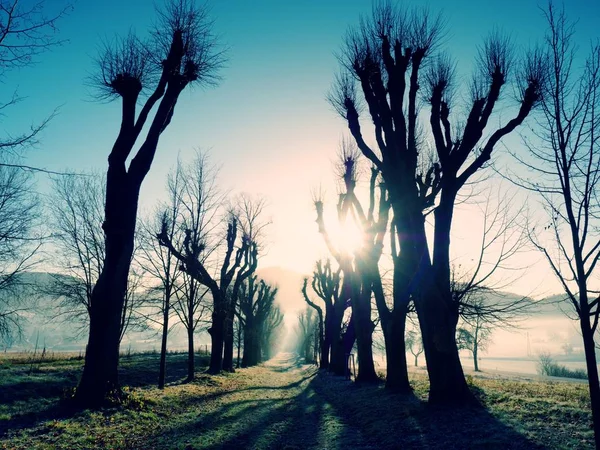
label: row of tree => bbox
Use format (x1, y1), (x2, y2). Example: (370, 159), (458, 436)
(300, 1), (600, 447)
(0, 0), (285, 408)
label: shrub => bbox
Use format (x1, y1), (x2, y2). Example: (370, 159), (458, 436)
(537, 352), (587, 380)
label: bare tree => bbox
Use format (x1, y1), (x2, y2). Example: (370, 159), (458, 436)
(156, 153), (258, 375)
(456, 299), (493, 372)
(173, 270), (209, 381)
(138, 204), (182, 388)
(314, 147), (387, 383)
(0, 0), (70, 159)
(405, 329), (424, 367)
(47, 173), (148, 342)
(330, 2), (543, 403)
(297, 308), (317, 363)
(303, 259), (346, 373)
(166, 151), (222, 379)
(47, 173), (104, 332)
(222, 194), (266, 372)
(0, 161), (40, 343)
(76, 0), (224, 406)
(237, 275), (277, 367)
(261, 303), (284, 361)
(512, 4), (600, 445)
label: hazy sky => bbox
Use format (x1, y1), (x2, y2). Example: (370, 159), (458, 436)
(5, 0), (600, 297)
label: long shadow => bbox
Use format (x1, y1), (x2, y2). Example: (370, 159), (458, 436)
(148, 369), (332, 450)
(0, 352), (209, 437)
(308, 373), (544, 449)
(146, 368), (546, 449)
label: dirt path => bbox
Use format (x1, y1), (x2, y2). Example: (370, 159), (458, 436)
(155, 353), (371, 450)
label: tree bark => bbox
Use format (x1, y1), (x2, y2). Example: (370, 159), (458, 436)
(236, 321), (242, 368)
(75, 174), (137, 406)
(187, 317), (195, 381)
(416, 285), (474, 405)
(158, 299), (169, 389)
(351, 285), (378, 382)
(242, 320), (257, 367)
(328, 301), (348, 375)
(581, 320), (600, 450)
(208, 308), (226, 374)
(383, 311), (410, 392)
(473, 325), (480, 372)
(222, 304), (235, 372)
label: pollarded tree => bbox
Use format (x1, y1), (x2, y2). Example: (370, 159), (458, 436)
(76, 0), (224, 406)
(222, 194), (266, 372)
(297, 308), (317, 363)
(314, 146), (387, 383)
(302, 277), (325, 368)
(261, 303), (284, 361)
(238, 275), (277, 367)
(305, 259), (346, 373)
(330, 2), (543, 403)
(170, 152), (222, 380)
(158, 212), (253, 374)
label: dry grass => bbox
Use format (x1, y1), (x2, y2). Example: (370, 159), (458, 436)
(0, 352), (595, 449)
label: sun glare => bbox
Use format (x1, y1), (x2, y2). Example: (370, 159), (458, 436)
(334, 219), (365, 256)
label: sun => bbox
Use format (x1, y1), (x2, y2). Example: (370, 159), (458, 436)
(334, 218), (365, 256)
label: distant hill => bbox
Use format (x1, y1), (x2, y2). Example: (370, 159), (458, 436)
(3, 269), (580, 357)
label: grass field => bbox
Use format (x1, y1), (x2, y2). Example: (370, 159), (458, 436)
(0, 351), (595, 449)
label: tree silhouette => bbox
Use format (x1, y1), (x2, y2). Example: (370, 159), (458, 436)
(330, 2), (543, 403)
(237, 275), (277, 367)
(0, 0), (70, 161)
(47, 173), (147, 342)
(513, 4), (600, 445)
(138, 204), (183, 388)
(76, 0), (223, 406)
(313, 148), (383, 382)
(304, 260), (346, 373)
(0, 163), (40, 343)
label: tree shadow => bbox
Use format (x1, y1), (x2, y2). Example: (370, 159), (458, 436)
(144, 368), (545, 450)
(0, 352), (208, 437)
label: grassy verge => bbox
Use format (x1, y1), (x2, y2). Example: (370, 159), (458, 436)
(0, 352), (596, 449)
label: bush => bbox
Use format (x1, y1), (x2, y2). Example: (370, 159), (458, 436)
(537, 352), (587, 380)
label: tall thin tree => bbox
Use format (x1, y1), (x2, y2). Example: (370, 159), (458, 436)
(76, 0), (223, 406)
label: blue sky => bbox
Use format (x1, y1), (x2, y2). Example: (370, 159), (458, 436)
(4, 0), (600, 293)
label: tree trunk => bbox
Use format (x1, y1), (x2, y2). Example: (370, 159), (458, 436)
(380, 263), (411, 392)
(222, 304), (235, 372)
(383, 311), (411, 392)
(158, 299), (169, 389)
(581, 320), (600, 449)
(187, 318), (195, 381)
(328, 304), (348, 375)
(321, 308), (334, 370)
(75, 179), (136, 407)
(416, 287), (474, 405)
(320, 335), (330, 370)
(236, 321), (242, 368)
(208, 307), (225, 374)
(242, 321), (256, 367)
(473, 329), (479, 372)
(353, 289), (378, 383)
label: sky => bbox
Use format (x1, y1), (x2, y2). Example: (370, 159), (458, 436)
(4, 0), (600, 299)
